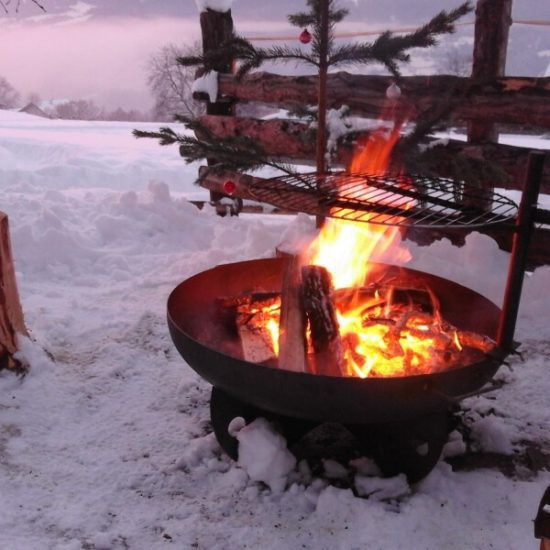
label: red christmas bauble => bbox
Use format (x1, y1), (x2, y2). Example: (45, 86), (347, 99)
(299, 29), (312, 44)
(223, 180), (236, 195)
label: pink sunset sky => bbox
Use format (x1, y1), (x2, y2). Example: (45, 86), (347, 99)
(1, 16), (201, 109)
(0, 2), (296, 111)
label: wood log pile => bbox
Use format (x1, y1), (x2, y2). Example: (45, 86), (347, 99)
(0, 212), (28, 371)
(221, 261), (495, 377)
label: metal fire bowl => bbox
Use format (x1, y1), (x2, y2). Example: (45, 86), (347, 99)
(167, 258), (504, 425)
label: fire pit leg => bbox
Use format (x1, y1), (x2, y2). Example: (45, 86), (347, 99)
(349, 412), (452, 483)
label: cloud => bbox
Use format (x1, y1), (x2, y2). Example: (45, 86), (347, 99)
(0, 16), (201, 109)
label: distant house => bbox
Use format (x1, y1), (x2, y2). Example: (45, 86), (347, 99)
(19, 102), (51, 119)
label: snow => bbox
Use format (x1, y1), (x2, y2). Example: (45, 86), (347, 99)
(192, 70), (219, 104)
(195, 0), (234, 13)
(234, 417), (296, 493)
(0, 109), (550, 549)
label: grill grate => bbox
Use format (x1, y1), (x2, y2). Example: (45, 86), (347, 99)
(248, 172), (518, 229)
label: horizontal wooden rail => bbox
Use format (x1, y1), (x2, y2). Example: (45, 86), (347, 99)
(196, 115), (550, 193)
(194, 72), (550, 129)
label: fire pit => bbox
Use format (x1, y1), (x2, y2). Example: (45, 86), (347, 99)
(168, 256), (504, 481)
(168, 153), (544, 482)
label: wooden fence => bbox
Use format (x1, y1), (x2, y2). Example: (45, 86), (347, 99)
(191, 0), (550, 268)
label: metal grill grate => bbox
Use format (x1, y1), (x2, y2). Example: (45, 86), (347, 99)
(248, 172), (518, 229)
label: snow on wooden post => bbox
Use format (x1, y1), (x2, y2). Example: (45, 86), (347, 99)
(0, 212), (28, 370)
(199, 4), (235, 207)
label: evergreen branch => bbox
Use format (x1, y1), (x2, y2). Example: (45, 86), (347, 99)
(329, 1), (472, 75)
(133, 128), (184, 146)
(176, 34), (318, 78)
(134, 117), (301, 182)
(407, 146), (512, 189)
(288, 0), (348, 28)
(236, 46), (319, 78)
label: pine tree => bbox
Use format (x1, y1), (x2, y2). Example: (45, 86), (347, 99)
(135, 1), (485, 184)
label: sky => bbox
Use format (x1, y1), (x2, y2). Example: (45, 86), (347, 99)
(0, 0), (548, 112)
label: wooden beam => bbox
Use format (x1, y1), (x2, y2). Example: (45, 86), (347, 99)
(198, 165), (264, 201)
(203, 72), (550, 129)
(196, 116), (550, 193)
(196, 115), (315, 161)
(0, 212), (28, 370)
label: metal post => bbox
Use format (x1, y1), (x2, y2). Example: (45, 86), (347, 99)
(496, 151), (546, 352)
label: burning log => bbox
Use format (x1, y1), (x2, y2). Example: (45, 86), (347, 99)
(277, 255), (307, 373)
(220, 292), (280, 364)
(0, 212), (28, 371)
(301, 265), (344, 377)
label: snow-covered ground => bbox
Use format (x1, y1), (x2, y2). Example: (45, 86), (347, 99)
(0, 110), (549, 550)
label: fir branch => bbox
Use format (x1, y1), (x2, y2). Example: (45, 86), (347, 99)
(408, 146), (512, 190)
(329, 2), (472, 75)
(288, 0), (348, 28)
(132, 128), (184, 146)
(177, 34), (317, 78)
(134, 116), (300, 182)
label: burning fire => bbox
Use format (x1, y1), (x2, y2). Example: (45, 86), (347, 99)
(234, 125), (495, 377)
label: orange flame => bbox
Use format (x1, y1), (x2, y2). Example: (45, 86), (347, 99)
(256, 119), (486, 377)
(303, 123), (446, 378)
(306, 126), (410, 287)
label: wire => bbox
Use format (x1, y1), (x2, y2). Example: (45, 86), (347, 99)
(244, 19), (550, 42)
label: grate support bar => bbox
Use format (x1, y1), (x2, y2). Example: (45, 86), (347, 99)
(497, 151), (546, 352)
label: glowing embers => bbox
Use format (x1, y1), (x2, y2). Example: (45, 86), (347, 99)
(227, 271), (495, 379)
(328, 278), (494, 378)
(227, 126), (496, 377)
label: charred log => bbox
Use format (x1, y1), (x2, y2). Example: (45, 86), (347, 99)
(220, 292), (280, 364)
(301, 265), (344, 377)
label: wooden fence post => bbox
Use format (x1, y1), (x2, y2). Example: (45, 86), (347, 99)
(199, 7), (236, 210)
(466, 0), (513, 208)
(0, 212), (28, 370)
(469, 0), (513, 143)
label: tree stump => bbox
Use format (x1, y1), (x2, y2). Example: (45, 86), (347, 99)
(0, 212), (28, 370)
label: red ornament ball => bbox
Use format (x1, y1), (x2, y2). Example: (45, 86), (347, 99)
(223, 180), (237, 195)
(299, 29), (312, 44)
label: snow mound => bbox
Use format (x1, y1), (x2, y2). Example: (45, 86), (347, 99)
(234, 417), (296, 493)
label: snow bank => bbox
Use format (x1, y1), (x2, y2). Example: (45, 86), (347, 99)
(0, 109), (549, 550)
